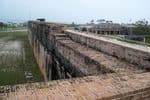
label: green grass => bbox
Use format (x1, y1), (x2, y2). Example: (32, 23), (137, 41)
(23, 34), (44, 82)
(0, 31), (44, 86)
(0, 27), (27, 32)
(145, 37), (150, 44)
(106, 35), (150, 47)
(0, 72), (25, 85)
(117, 38), (150, 47)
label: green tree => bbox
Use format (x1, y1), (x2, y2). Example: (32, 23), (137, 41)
(90, 20), (94, 24)
(132, 26), (150, 35)
(96, 19), (105, 24)
(135, 19), (148, 26)
(0, 22), (4, 29)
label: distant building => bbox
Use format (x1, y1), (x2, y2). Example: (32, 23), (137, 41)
(37, 18), (46, 22)
(76, 23), (132, 35)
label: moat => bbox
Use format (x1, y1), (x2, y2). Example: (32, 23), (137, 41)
(0, 31), (44, 86)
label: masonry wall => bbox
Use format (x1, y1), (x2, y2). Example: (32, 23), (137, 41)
(55, 40), (113, 75)
(1, 72), (150, 99)
(66, 30), (150, 70)
(28, 21), (93, 80)
(28, 23), (58, 80)
(28, 21), (150, 81)
(28, 30), (52, 81)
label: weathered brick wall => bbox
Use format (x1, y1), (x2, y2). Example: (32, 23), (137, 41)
(55, 41), (109, 75)
(28, 21), (113, 79)
(28, 21), (90, 80)
(1, 72), (150, 100)
(28, 21), (63, 80)
(28, 21), (150, 80)
(66, 30), (150, 71)
(28, 29), (52, 81)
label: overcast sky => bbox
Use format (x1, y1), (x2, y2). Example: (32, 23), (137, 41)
(0, 0), (150, 23)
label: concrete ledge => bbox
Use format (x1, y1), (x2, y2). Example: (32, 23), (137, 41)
(66, 30), (150, 70)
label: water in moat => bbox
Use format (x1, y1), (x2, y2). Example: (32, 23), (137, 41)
(0, 31), (44, 86)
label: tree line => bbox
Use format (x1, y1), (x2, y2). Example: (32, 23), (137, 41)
(132, 19), (150, 35)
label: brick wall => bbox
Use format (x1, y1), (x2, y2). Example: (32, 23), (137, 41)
(28, 30), (50, 81)
(1, 72), (150, 100)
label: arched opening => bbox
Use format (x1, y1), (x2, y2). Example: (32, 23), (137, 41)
(81, 27), (87, 32)
(97, 30), (100, 34)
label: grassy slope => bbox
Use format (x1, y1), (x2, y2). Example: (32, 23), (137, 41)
(0, 31), (44, 86)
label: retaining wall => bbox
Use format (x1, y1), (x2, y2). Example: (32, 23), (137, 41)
(66, 30), (150, 70)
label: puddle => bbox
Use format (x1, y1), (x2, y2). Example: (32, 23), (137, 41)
(0, 41), (22, 56)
